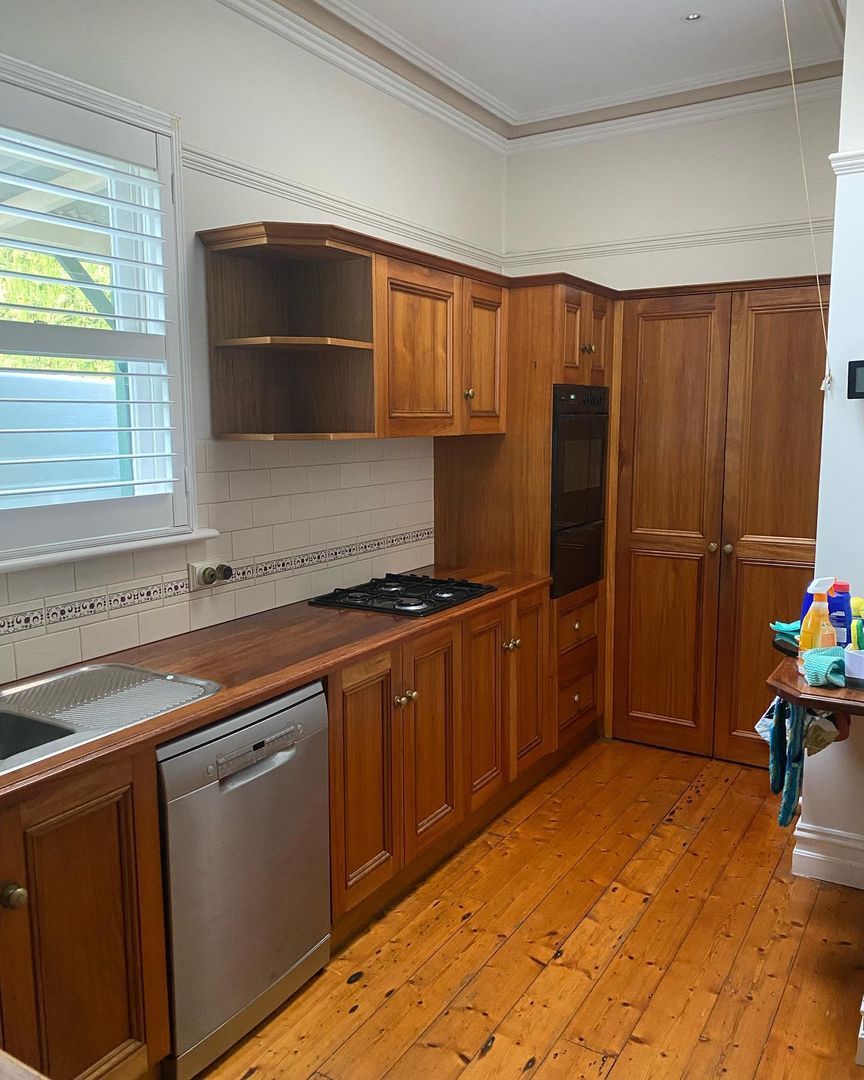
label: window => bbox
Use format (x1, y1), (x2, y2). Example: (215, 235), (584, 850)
(0, 78), (197, 569)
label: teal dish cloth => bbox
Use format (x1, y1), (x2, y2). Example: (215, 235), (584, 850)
(802, 646), (846, 688)
(769, 697), (805, 826)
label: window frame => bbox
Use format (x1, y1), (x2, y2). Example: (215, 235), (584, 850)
(0, 53), (211, 572)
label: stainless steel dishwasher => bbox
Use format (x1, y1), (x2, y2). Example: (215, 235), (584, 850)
(157, 682), (330, 1080)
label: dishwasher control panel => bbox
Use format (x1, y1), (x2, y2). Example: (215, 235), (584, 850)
(215, 724), (296, 781)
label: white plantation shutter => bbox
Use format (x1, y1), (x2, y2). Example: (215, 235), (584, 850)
(0, 81), (195, 567)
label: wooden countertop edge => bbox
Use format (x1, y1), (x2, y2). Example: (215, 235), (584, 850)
(0, 571), (548, 805)
(768, 656), (864, 715)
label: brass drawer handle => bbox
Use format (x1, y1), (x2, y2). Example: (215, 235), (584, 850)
(573, 620), (581, 632)
(573, 693), (581, 704)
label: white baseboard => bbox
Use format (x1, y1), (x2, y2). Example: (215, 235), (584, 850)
(792, 821), (864, 890)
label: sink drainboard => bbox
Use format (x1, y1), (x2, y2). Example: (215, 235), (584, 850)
(0, 664), (221, 733)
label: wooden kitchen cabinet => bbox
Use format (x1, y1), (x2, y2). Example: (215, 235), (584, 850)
(463, 603), (510, 813)
(329, 650), (404, 919)
(511, 586), (553, 775)
(401, 625), (463, 862)
(563, 287), (610, 386)
(376, 257), (463, 436)
(462, 279), (507, 433)
(555, 583), (602, 746)
(0, 755), (169, 1080)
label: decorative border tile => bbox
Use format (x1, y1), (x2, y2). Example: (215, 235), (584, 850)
(0, 607), (45, 637)
(0, 527), (435, 638)
(108, 583), (163, 609)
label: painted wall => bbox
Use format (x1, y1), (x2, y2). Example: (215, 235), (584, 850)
(794, 0), (864, 889)
(504, 89), (841, 289)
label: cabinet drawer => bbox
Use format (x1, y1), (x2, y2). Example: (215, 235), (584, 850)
(557, 597), (597, 654)
(558, 670), (596, 730)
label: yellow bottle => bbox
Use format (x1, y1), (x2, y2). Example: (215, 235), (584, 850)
(798, 590), (837, 670)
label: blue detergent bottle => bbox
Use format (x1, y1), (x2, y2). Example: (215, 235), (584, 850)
(830, 580), (853, 648)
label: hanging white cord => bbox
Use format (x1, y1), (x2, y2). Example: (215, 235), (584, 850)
(780, 0), (832, 391)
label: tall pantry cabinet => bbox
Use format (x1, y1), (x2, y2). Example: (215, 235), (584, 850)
(614, 284), (829, 765)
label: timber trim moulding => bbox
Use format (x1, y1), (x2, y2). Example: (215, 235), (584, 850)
(793, 819), (864, 891)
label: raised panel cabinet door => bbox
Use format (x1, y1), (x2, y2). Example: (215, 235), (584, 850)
(562, 286), (588, 380)
(713, 285), (829, 765)
(0, 756), (169, 1080)
(377, 257), (462, 435)
(614, 293), (732, 756)
(462, 603), (510, 813)
(463, 279), (508, 433)
(511, 586), (553, 775)
(589, 293), (612, 385)
(329, 651), (403, 918)
(401, 625), (464, 862)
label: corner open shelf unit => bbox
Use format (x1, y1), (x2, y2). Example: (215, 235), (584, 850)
(199, 223), (376, 440)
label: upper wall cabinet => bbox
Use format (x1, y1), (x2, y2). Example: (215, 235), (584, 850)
(198, 223), (508, 440)
(563, 287), (611, 386)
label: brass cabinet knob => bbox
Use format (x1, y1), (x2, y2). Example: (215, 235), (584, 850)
(503, 640), (515, 652)
(513, 639), (522, 650)
(406, 690), (419, 702)
(581, 343), (597, 355)
(708, 542), (718, 554)
(723, 543), (734, 555)
(573, 692), (581, 704)
(394, 695), (408, 708)
(464, 388), (476, 399)
(573, 620), (581, 632)
(0, 883), (28, 910)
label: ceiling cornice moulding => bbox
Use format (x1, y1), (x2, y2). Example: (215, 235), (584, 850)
(830, 150), (864, 174)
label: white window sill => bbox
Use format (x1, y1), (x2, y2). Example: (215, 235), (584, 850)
(0, 529), (220, 575)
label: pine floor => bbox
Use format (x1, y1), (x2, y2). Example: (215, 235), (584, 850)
(206, 740), (864, 1080)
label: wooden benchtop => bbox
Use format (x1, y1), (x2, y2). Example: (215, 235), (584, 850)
(768, 656), (864, 714)
(0, 567), (546, 804)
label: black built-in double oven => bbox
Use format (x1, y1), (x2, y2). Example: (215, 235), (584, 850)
(550, 384), (609, 599)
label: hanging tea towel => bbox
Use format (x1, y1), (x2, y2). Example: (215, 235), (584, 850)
(769, 696), (806, 827)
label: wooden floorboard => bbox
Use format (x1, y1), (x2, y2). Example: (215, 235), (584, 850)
(203, 741), (864, 1080)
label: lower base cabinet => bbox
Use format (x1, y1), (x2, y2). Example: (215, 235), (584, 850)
(0, 754), (170, 1080)
(331, 585), (553, 920)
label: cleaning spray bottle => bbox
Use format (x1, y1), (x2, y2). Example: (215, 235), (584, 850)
(798, 576), (837, 671)
(830, 581), (854, 648)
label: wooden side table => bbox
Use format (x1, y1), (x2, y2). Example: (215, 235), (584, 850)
(767, 657), (855, 741)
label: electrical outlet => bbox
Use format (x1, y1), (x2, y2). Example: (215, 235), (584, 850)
(188, 561), (235, 591)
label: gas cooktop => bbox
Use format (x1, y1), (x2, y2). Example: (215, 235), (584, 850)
(309, 573), (496, 617)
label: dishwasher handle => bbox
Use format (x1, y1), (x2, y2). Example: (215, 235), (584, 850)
(216, 724), (296, 782)
(218, 747), (296, 792)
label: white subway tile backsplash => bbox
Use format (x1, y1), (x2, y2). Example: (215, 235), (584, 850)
(270, 467), (309, 496)
(15, 628), (82, 679)
(272, 520), (311, 551)
(290, 492), (328, 520)
(324, 489), (357, 516)
(235, 582), (276, 619)
(0, 644), (15, 684)
(74, 553), (135, 591)
(82, 614), (139, 660)
(209, 500), (253, 533)
(289, 441), (326, 467)
(231, 526), (275, 559)
(252, 496), (294, 527)
(206, 440), (251, 472)
(340, 462), (371, 488)
(229, 469), (271, 501)
(0, 437), (434, 685)
(8, 563), (75, 604)
(197, 472), (230, 503)
(139, 603), (190, 645)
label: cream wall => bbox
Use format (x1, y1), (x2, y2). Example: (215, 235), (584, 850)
(794, 0), (864, 889)
(504, 89), (841, 289)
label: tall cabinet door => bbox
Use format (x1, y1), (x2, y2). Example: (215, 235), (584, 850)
(463, 279), (507, 433)
(713, 286), (829, 765)
(376, 257), (462, 435)
(402, 625), (464, 861)
(614, 293), (732, 756)
(330, 651), (404, 918)
(463, 603), (510, 812)
(512, 586), (553, 775)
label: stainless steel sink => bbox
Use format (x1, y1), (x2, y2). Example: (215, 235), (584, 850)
(0, 711), (74, 759)
(0, 664), (221, 775)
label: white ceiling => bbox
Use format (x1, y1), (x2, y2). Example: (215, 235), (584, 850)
(308, 0), (844, 126)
